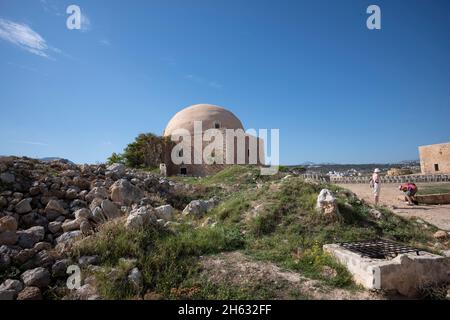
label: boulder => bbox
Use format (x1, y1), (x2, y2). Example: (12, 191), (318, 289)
(33, 242), (52, 252)
(21, 267), (51, 288)
(0, 279), (23, 295)
(73, 176), (90, 190)
(48, 221), (62, 234)
(74, 208), (91, 220)
(110, 179), (144, 206)
(0, 216), (18, 233)
(55, 230), (82, 245)
(17, 226), (45, 249)
(85, 187), (108, 203)
(101, 199), (121, 220)
(11, 248), (35, 265)
(15, 198), (32, 214)
(34, 250), (55, 269)
(62, 218), (86, 232)
(20, 212), (48, 229)
(91, 207), (106, 223)
(0, 196), (7, 208)
(29, 186), (41, 196)
(369, 208), (383, 219)
(65, 188), (79, 200)
(80, 220), (93, 236)
(316, 189), (340, 220)
(0, 231), (16, 246)
(0, 172), (15, 184)
(52, 259), (71, 278)
(78, 255), (100, 266)
(0, 288), (16, 300)
(155, 205), (174, 221)
(44, 200), (66, 220)
(125, 205), (156, 230)
(0, 252), (11, 270)
(182, 200), (209, 217)
(106, 163), (126, 179)
(17, 286), (42, 300)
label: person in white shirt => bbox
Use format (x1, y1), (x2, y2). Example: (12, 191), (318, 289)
(370, 168), (381, 206)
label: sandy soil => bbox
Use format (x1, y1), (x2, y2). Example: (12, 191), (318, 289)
(200, 251), (384, 300)
(338, 183), (450, 231)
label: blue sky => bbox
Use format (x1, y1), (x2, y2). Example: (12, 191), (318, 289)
(0, 0), (449, 165)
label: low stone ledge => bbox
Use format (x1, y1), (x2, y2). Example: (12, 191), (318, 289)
(323, 243), (449, 297)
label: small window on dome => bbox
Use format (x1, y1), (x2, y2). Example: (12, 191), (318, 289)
(214, 121), (221, 129)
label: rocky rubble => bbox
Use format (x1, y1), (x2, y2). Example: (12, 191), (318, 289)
(0, 156), (206, 300)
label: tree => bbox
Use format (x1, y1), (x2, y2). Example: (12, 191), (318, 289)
(108, 133), (172, 169)
(107, 152), (124, 165)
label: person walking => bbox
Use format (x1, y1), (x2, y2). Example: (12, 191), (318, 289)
(370, 168), (381, 205)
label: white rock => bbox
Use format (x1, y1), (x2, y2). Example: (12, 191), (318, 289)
(316, 189), (340, 218)
(155, 204), (174, 221)
(21, 267), (51, 288)
(109, 179), (144, 206)
(182, 200), (209, 217)
(62, 218), (86, 232)
(106, 163), (126, 179)
(128, 267), (143, 293)
(125, 205), (156, 230)
(56, 231), (82, 245)
(74, 208), (91, 220)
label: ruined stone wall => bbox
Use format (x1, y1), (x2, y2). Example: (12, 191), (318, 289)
(419, 142), (450, 174)
(328, 174), (450, 184)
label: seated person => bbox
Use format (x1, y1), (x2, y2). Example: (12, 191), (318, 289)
(399, 182), (418, 205)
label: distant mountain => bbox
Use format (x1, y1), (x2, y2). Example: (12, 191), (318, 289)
(299, 161), (316, 166)
(40, 157), (75, 164)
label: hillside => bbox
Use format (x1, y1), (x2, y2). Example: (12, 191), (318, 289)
(0, 157), (448, 300)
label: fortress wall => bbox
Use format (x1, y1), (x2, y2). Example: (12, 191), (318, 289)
(419, 142), (450, 174)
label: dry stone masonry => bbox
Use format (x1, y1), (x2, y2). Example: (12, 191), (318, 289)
(0, 156), (214, 300)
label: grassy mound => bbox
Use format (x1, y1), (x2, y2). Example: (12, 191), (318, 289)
(70, 166), (445, 299)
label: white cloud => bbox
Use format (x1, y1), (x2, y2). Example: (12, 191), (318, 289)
(185, 74), (223, 89)
(80, 13), (91, 32)
(40, 0), (63, 16)
(209, 81), (223, 89)
(100, 39), (111, 46)
(0, 18), (57, 58)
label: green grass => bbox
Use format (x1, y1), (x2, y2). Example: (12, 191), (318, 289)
(72, 220), (245, 299)
(69, 166), (446, 300)
(417, 183), (450, 195)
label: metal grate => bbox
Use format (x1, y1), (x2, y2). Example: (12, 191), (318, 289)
(339, 239), (421, 259)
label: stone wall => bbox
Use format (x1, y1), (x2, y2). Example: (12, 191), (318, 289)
(300, 174), (450, 184)
(419, 142), (450, 174)
(164, 129), (265, 177)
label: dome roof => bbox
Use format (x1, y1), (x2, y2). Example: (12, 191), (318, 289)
(163, 104), (244, 137)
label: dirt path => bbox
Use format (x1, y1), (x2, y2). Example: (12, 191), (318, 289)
(338, 183), (450, 231)
(200, 251), (383, 300)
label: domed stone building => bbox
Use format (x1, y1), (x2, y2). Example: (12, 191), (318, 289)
(160, 104), (265, 176)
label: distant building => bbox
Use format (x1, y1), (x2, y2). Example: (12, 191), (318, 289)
(161, 104), (265, 176)
(418, 142), (450, 174)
